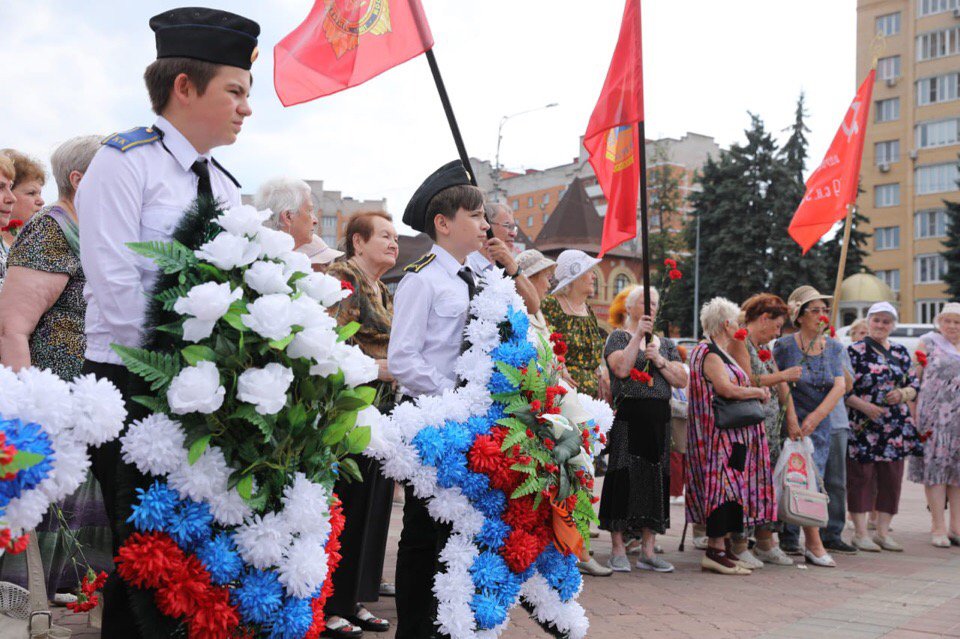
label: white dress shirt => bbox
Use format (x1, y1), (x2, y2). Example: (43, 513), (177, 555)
(467, 250), (494, 276)
(77, 116), (241, 364)
(388, 244), (473, 397)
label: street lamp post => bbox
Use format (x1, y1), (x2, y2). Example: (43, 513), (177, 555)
(493, 102), (558, 201)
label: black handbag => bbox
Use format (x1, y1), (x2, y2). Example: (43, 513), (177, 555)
(706, 341), (766, 430)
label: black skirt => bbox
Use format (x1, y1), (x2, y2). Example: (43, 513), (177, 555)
(598, 397), (671, 535)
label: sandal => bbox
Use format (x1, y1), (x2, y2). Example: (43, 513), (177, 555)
(378, 582), (395, 597)
(349, 604), (390, 632)
(321, 616), (363, 638)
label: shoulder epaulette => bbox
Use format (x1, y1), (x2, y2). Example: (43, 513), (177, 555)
(101, 127), (161, 152)
(404, 253), (436, 273)
(211, 157), (241, 189)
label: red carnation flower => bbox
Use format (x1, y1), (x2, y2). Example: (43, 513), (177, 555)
(734, 328), (748, 341)
(530, 400), (542, 412)
(557, 355), (566, 364)
(7, 533), (29, 555)
(818, 315), (830, 326)
(664, 258), (677, 269)
(543, 439), (555, 451)
(549, 332), (564, 342)
(501, 528), (544, 573)
(829, 325), (836, 338)
(0, 529), (10, 550)
(545, 463), (558, 473)
(1, 220), (23, 233)
(757, 348), (772, 362)
(630, 368), (653, 384)
(552, 340), (568, 357)
(340, 279), (354, 294)
(668, 268), (683, 281)
(525, 428), (534, 438)
(915, 350), (928, 367)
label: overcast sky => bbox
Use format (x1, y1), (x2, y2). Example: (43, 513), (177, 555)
(1, 0), (856, 233)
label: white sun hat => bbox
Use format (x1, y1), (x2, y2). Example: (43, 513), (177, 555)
(550, 249), (601, 295)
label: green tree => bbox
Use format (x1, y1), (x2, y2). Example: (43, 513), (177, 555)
(646, 142), (685, 271)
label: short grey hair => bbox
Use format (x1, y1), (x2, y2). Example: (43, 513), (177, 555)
(625, 285), (659, 322)
(700, 296), (741, 336)
(51, 135), (101, 197)
(483, 201), (512, 224)
(255, 177), (314, 229)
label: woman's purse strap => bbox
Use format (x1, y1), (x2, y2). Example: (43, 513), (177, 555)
(25, 530), (49, 613)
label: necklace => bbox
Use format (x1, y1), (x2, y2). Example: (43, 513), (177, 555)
(558, 293), (588, 316)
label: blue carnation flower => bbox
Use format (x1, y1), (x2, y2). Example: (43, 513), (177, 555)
(491, 339), (537, 369)
(441, 422), (473, 453)
(536, 546), (581, 602)
(232, 569), (284, 625)
(166, 498), (213, 549)
(471, 591), (508, 630)
(412, 426), (445, 466)
(435, 451), (468, 489)
(195, 532), (243, 585)
(0, 419), (54, 503)
(126, 481), (178, 532)
(459, 471), (490, 502)
(475, 518), (510, 550)
(470, 551), (510, 591)
(269, 596), (313, 639)
(465, 415), (495, 437)
(496, 570), (524, 607)
(506, 307), (530, 338)
(486, 403), (506, 423)
(488, 371), (518, 395)
(474, 488), (506, 519)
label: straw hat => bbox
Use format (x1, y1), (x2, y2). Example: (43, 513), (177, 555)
(295, 236), (343, 265)
(787, 285), (832, 325)
(516, 249), (557, 278)
(934, 302), (960, 329)
(551, 249), (601, 295)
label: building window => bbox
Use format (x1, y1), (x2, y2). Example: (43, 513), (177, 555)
(613, 273), (631, 295)
(527, 196), (534, 207)
(917, 73), (960, 106)
(592, 275), (601, 299)
(526, 216), (533, 228)
(876, 269), (901, 292)
(916, 253), (947, 283)
(875, 140), (900, 165)
(875, 225), (901, 250)
(875, 183), (901, 208)
(919, 0), (959, 17)
(320, 215), (337, 245)
(876, 97), (900, 122)
(917, 27), (960, 61)
(542, 193), (550, 205)
(511, 200), (519, 211)
(542, 213), (550, 224)
(916, 118), (960, 148)
(915, 209), (948, 238)
(878, 55), (901, 81)
(916, 163), (960, 194)
(876, 12), (901, 36)
(917, 299), (947, 324)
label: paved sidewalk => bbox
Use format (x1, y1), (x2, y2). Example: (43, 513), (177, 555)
(54, 477), (960, 638)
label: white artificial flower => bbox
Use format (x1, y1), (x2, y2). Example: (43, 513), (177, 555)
(577, 395), (614, 438)
(233, 512), (291, 570)
(464, 318), (500, 352)
(287, 325), (338, 363)
(195, 232), (260, 270)
(15, 367), (73, 434)
(0, 365), (22, 417)
(243, 260), (293, 295)
(278, 535), (329, 598)
(567, 447), (593, 475)
(236, 363), (294, 415)
(296, 272), (350, 307)
(289, 295), (337, 330)
(166, 445), (230, 503)
(208, 489), (252, 527)
(167, 361), (225, 415)
(240, 294), (296, 341)
(68, 373), (127, 446)
(173, 281), (243, 342)
(214, 204), (271, 237)
(280, 473), (331, 536)
(3, 490), (50, 533)
(541, 413), (575, 439)
(279, 250), (313, 277)
(335, 343), (378, 387)
(38, 436), (90, 502)
(256, 227), (296, 260)
(120, 413), (186, 477)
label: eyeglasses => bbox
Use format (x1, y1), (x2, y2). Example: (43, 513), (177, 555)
(805, 306), (830, 315)
(490, 221), (518, 232)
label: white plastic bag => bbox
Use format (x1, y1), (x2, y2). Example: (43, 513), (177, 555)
(773, 437), (829, 527)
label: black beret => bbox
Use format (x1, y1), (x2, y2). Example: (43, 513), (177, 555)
(150, 7), (260, 70)
(403, 160), (473, 233)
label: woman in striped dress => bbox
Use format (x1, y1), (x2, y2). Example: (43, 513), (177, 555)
(685, 297), (777, 575)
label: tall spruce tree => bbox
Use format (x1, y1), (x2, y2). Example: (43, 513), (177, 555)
(822, 197), (873, 278)
(942, 161), (960, 300)
(647, 142), (684, 271)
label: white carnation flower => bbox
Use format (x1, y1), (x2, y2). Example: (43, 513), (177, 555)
(280, 250), (313, 277)
(173, 282), (243, 342)
(4, 489), (51, 533)
(120, 413), (186, 477)
(240, 294), (296, 341)
(287, 325), (338, 363)
(167, 361), (225, 415)
(280, 473), (331, 535)
(256, 227), (296, 260)
(208, 489), (252, 527)
(236, 363), (294, 415)
(67, 373), (127, 446)
(464, 318), (500, 352)
(278, 535), (328, 598)
(0, 366), (22, 417)
(195, 232), (260, 270)
(214, 204), (271, 236)
(233, 512), (291, 569)
(16, 367), (72, 434)
(38, 435), (90, 502)
(296, 272), (350, 307)
(166, 445), (230, 503)
(243, 260), (293, 295)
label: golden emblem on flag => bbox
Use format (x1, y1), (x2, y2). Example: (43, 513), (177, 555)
(322, 0), (392, 59)
(605, 125), (635, 172)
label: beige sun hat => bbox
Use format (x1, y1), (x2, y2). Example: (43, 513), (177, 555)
(787, 285), (833, 325)
(295, 235), (344, 265)
(516, 249), (557, 278)
(934, 302), (960, 329)
(550, 249), (601, 295)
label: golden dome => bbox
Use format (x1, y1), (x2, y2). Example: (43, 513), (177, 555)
(839, 273), (896, 304)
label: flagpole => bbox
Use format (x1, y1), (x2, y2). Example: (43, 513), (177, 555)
(637, 121), (652, 326)
(422, 48), (478, 187)
(830, 204), (854, 327)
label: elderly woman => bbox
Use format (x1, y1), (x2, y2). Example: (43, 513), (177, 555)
(686, 297), (775, 575)
(322, 211), (398, 636)
(600, 285), (687, 573)
(2, 149), (46, 226)
(848, 318), (869, 344)
(772, 286), (846, 564)
(541, 249), (608, 400)
(728, 293), (802, 567)
(0, 155), (17, 290)
(255, 176), (320, 250)
(845, 302), (921, 552)
(911, 303), (960, 548)
(0, 136), (110, 598)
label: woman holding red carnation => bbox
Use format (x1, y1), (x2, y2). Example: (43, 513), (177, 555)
(600, 286), (687, 573)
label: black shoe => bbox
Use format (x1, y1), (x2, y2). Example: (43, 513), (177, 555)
(823, 539), (859, 555)
(780, 541), (802, 556)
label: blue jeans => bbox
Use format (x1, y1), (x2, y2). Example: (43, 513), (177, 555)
(820, 428), (849, 543)
(779, 415), (832, 547)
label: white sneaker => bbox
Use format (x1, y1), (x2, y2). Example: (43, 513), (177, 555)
(692, 536), (709, 550)
(607, 554), (631, 572)
(873, 535), (903, 552)
(753, 546), (794, 566)
(735, 548), (764, 570)
(852, 535), (882, 552)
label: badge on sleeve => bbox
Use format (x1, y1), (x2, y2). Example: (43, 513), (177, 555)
(102, 127), (161, 152)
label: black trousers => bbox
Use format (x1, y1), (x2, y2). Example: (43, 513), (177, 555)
(82, 360), (180, 639)
(394, 484), (451, 639)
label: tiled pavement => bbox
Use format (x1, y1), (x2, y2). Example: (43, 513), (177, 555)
(53, 477), (960, 638)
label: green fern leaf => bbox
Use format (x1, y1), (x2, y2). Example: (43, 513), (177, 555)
(111, 344), (181, 392)
(127, 240), (197, 274)
(495, 361), (523, 386)
(510, 474), (544, 499)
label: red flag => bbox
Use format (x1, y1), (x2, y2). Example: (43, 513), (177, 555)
(788, 70), (876, 253)
(585, 0), (643, 258)
(274, 0), (433, 107)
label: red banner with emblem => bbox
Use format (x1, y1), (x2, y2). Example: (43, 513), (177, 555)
(585, 0), (644, 258)
(274, 0), (434, 106)
(788, 70), (876, 253)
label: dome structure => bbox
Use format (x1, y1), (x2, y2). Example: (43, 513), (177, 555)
(837, 273), (897, 326)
